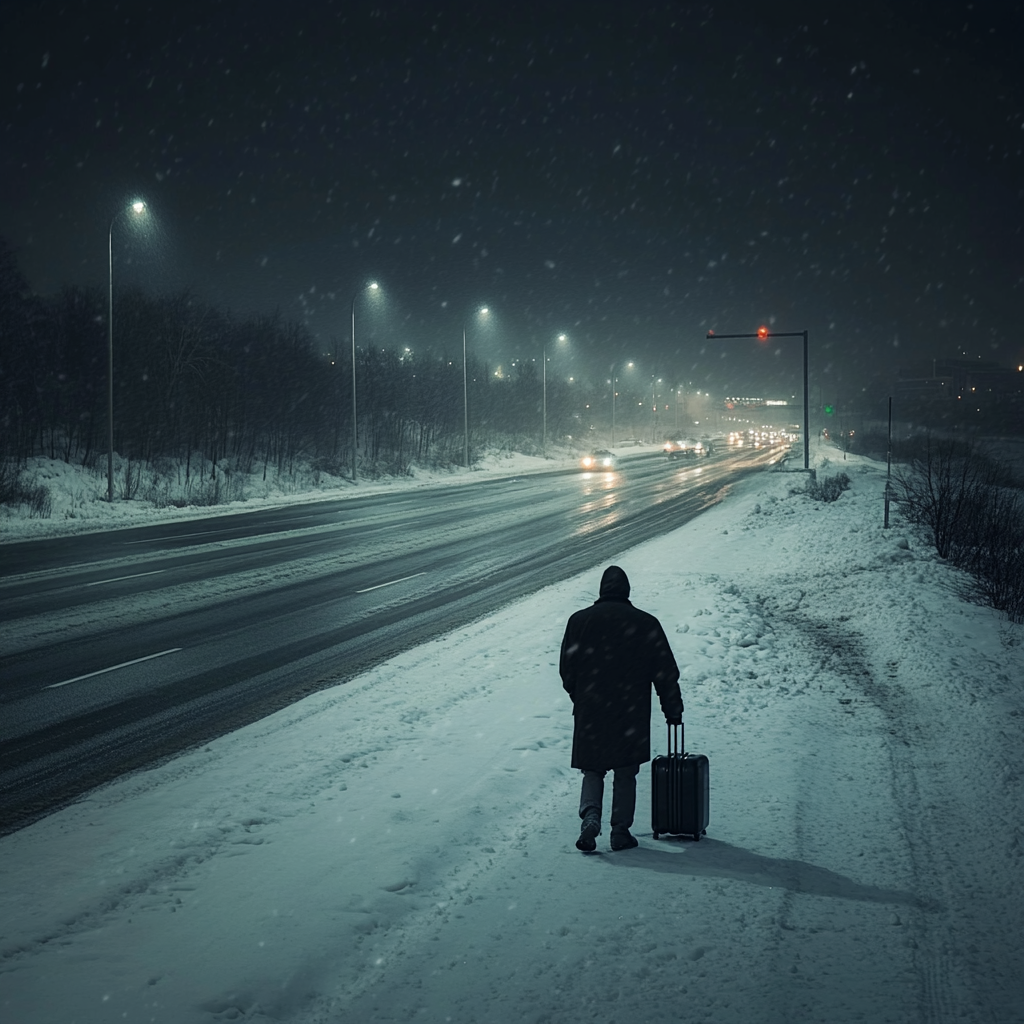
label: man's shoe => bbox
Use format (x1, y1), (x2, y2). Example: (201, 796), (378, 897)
(576, 812), (601, 852)
(610, 829), (639, 851)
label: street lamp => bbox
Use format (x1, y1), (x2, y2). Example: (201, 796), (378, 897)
(462, 306), (489, 468)
(107, 199), (147, 502)
(542, 333), (569, 453)
(650, 376), (663, 443)
(610, 360), (634, 448)
(350, 281), (379, 482)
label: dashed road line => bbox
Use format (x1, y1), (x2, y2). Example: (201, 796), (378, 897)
(45, 649), (183, 690)
(85, 570), (165, 587)
(356, 572), (427, 594)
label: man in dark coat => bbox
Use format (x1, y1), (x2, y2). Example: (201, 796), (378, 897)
(559, 565), (683, 851)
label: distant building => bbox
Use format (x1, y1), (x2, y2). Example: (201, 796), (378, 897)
(896, 358), (1023, 433)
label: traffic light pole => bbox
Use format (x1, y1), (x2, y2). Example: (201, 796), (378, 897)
(706, 329), (809, 471)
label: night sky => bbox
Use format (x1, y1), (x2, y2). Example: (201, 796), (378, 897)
(2, 0), (1022, 402)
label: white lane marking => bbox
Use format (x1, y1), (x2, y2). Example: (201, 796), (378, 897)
(356, 572), (427, 594)
(120, 512), (340, 545)
(45, 649), (183, 690)
(85, 570), (165, 587)
(123, 529), (222, 544)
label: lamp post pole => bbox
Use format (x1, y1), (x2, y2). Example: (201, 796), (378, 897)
(462, 307), (488, 468)
(706, 328), (810, 470)
(542, 344), (547, 453)
(351, 294), (358, 482)
(609, 360), (633, 449)
(543, 334), (567, 453)
(651, 377), (662, 443)
(107, 200), (146, 502)
(462, 323), (469, 468)
(350, 282), (379, 482)
(611, 370), (616, 449)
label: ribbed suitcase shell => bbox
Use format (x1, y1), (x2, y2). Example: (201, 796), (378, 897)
(651, 723), (709, 840)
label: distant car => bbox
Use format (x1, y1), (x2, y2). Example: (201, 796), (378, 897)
(580, 449), (617, 470)
(618, 437), (641, 447)
(664, 438), (711, 459)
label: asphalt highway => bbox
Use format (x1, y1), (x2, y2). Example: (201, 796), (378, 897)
(0, 446), (787, 833)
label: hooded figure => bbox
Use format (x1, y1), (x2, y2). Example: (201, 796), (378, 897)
(559, 565), (683, 851)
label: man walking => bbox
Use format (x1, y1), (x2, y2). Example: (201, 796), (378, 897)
(559, 565), (683, 851)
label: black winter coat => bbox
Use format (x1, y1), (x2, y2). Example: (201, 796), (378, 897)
(559, 566), (683, 770)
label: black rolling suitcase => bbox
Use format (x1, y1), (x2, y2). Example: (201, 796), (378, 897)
(652, 723), (709, 841)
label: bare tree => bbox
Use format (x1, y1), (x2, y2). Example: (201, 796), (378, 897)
(892, 435), (993, 559)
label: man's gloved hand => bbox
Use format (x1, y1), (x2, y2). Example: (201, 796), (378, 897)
(667, 714), (683, 726)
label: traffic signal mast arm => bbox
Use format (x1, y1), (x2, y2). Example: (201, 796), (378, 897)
(705, 331), (806, 339)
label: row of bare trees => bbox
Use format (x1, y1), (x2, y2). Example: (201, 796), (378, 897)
(1, 238), (585, 485)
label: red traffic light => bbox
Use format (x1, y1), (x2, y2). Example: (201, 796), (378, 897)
(757, 325), (769, 340)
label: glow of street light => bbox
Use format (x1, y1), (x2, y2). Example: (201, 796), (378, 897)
(131, 200), (146, 214)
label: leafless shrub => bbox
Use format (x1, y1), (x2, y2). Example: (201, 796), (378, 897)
(27, 485), (52, 519)
(118, 458), (141, 500)
(891, 436), (994, 559)
(894, 434), (1024, 623)
(0, 458), (19, 505)
(0, 461), (52, 518)
(948, 485), (1024, 624)
(804, 471), (850, 503)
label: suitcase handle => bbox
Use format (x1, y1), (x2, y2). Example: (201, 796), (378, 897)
(668, 722), (685, 757)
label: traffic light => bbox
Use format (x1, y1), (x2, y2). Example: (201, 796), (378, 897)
(824, 404), (834, 416)
(757, 325), (769, 340)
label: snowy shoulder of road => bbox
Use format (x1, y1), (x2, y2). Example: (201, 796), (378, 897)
(0, 446), (591, 543)
(2, 451), (1023, 1024)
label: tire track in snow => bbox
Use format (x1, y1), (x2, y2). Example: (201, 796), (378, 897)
(769, 610), (974, 1024)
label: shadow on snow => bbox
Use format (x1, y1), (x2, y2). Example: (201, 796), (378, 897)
(605, 838), (938, 911)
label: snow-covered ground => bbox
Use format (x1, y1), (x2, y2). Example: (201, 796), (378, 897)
(0, 447), (591, 543)
(1, 449), (1023, 1024)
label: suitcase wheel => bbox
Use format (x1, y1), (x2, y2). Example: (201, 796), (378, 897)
(693, 832), (700, 842)
(653, 831), (660, 840)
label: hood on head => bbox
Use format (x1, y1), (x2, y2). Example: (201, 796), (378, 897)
(599, 565), (631, 600)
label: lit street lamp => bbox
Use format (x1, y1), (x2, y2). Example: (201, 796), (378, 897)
(463, 306), (489, 468)
(542, 333), (568, 452)
(610, 360), (634, 448)
(107, 199), (147, 502)
(350, 281), (379, 481)
(650, 376), (663, 443)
